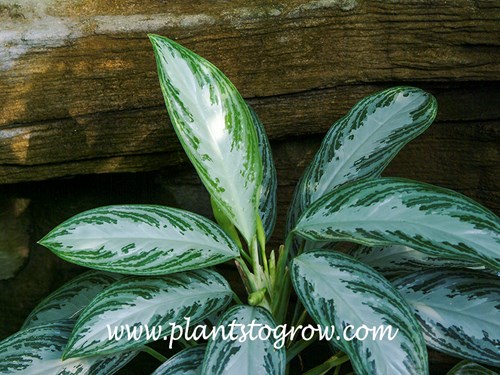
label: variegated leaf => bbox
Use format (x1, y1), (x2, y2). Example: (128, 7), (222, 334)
(248, 105), (277, 240)
(201, 305), (285, 375)
(150, 35), (262, 244)
(393, 269), (500, 367)
(0, 320), (137, 375)
(287, 86), (437, 233)
(293, 178), (500, 270)
(447, 360), (499, 375)
(349, 245), (476, 279)
(22, 270), (122, 329)
(291, 250), (428, 375)
(39, 205), (239, 275)
(64, 269), (232, 358)
(152, 345), (206, 375)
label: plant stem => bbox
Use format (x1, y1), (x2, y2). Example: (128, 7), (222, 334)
(269, 250), (276, 290)
(295, 308), (308, 327)
(275, 269), (291, 324)
(232, 292), (243, 305)
(290, 300), (303, 327)
(286, 334), (318, 364)
(210, 196), (244, 251)
(250, 236), (262, 281)
(303, 352), (350, 375)
(256, 214), (269, 274)
(272, 235), (293, 318)
(279, 234), (293, 278)
(239, 248), (252, 264)
(177, 337), (192, 348)
(286, 307), (308, 347)
(142, 346), (167, 362)
(236, 257), (258, 292)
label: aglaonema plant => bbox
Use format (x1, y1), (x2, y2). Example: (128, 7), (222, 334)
(1, 34), (498, 375)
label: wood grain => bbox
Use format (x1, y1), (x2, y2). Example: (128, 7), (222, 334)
(1, 83), (499, 183)
(0, 0), (499, 183)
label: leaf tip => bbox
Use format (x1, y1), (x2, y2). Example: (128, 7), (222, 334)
(37, 235), (49, 247)
(148, 34), (177, 50)
(147, 33), (161, 43)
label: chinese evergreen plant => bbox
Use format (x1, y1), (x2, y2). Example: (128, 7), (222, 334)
(0, 34), (498, 375)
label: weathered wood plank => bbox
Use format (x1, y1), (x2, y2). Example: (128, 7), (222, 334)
(1, 83), (499, 183)
(0, 0), (499, 183)
(2, 2), (498, 125)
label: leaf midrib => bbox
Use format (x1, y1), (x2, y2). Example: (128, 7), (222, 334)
(298, 217), (493, 254)
(48, 234), (235, 255)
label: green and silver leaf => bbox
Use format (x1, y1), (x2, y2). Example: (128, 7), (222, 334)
(152, 345), (206, 375)
(64, 269), (232, 358)
(39, 205), (239, 275)
(0, 320), (136, 375)
(150, 34), (262, 244)
(291, 250), (428, 375)
(201, 305), (285, 375)
(349, 245), (477, 279)
(294, 178), (500, 270)
(248, 105), (277, 240)
(287, 86), (437, 233)
(393, 269), (500, 367)
(447, 360), (499, 375)
(22, 270), (123, 329)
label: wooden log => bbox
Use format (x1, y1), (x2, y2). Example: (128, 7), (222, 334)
(0, 83), (499, 183)
(0, 0), (499, 183)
